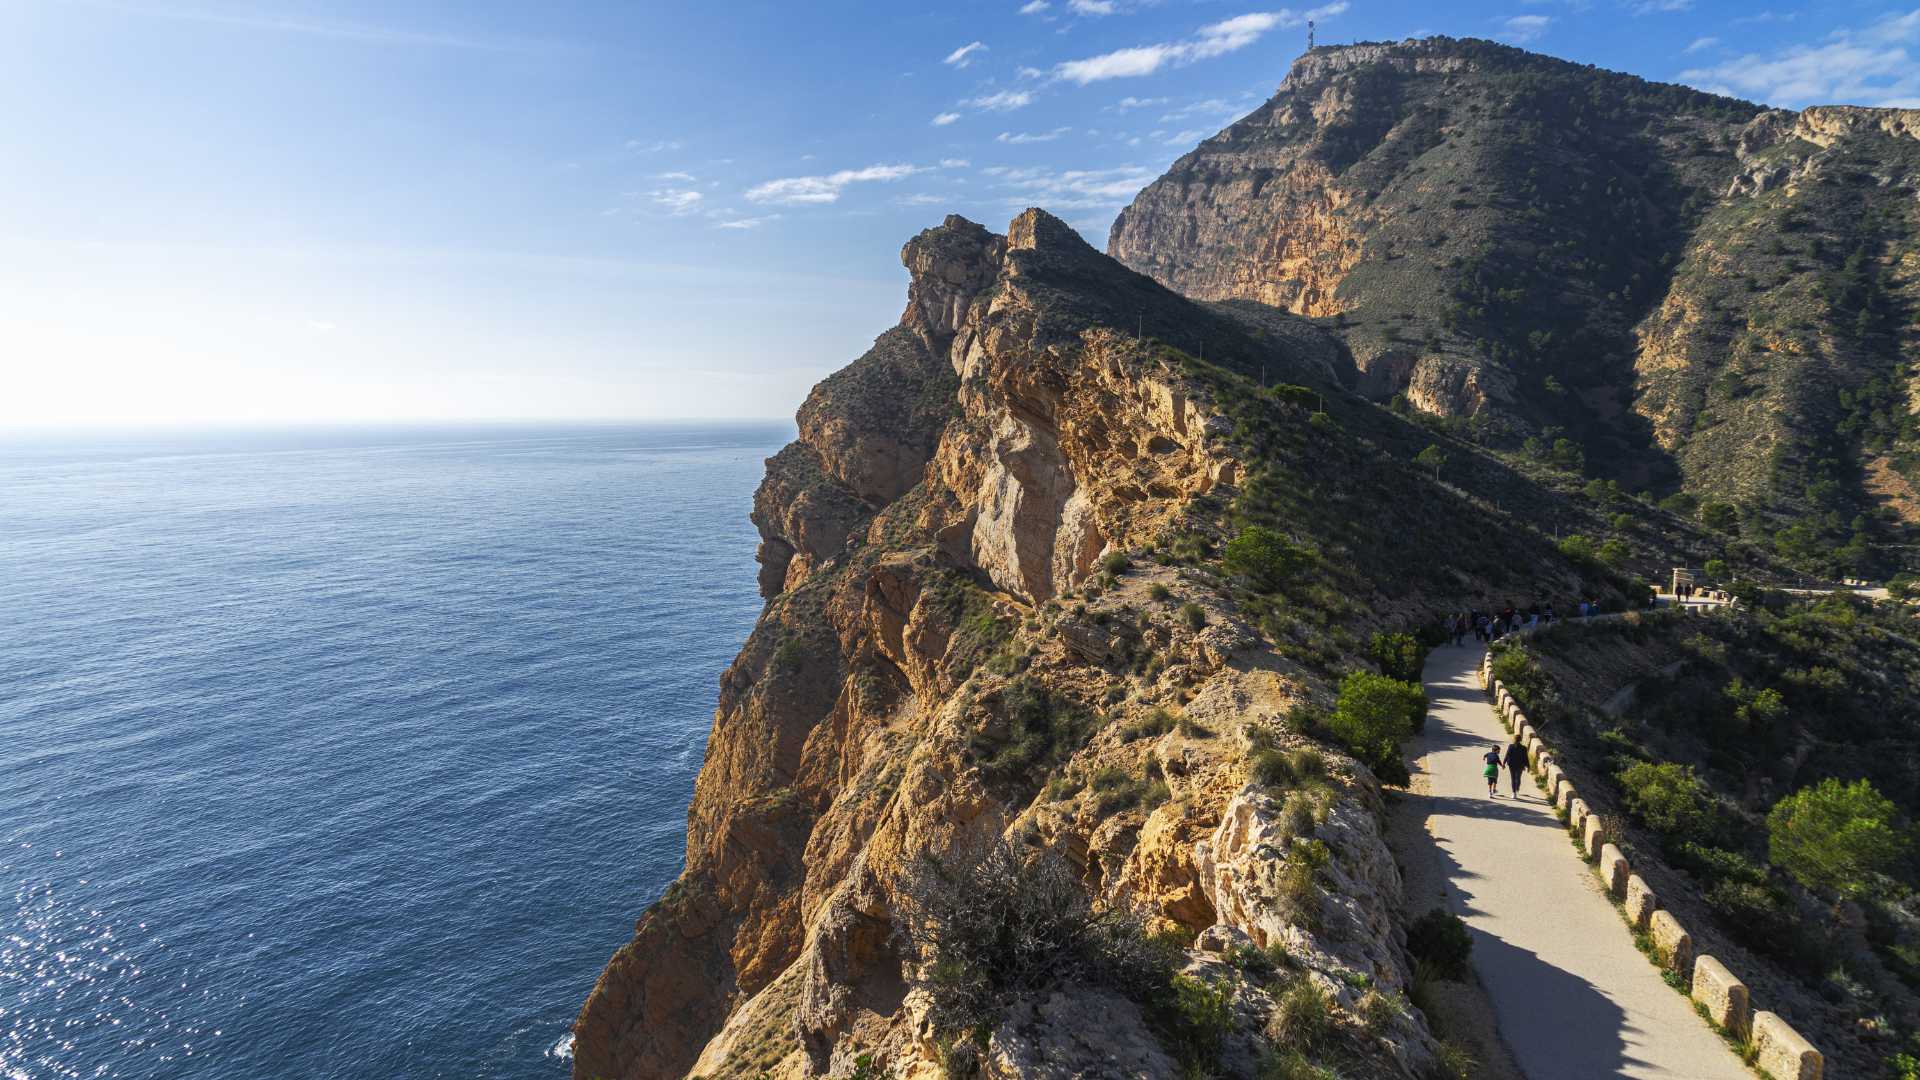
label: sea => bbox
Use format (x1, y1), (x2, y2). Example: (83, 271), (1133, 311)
(0, 422), (789, 1080)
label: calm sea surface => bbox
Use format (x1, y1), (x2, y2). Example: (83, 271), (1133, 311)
(0, 423), (787, 1079)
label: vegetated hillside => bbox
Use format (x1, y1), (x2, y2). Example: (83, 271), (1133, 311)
(570, 210), (1680, 1080)
(1111, 36), (1920, 579)
(1494, 598), (1920, 1077)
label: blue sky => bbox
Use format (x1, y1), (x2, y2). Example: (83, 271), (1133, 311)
(2, 1), (1916, 427)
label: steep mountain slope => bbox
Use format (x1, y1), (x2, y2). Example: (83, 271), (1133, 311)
(570, 210), (1640, 1080)
(1111, 37), (1920, 574)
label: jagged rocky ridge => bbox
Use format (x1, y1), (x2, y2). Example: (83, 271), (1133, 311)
(570, 207), (1635, 1079)
(1111, 37), (1920, 557)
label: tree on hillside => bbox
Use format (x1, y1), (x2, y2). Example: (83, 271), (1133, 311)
(1327, 671), (1426, 786)
(1767, 777), (1908, 899)
(1223, 526), (1311, 593)
(1414, 445), (1447, 482)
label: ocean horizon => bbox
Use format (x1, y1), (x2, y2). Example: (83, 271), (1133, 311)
(0, 421), (790, 1079)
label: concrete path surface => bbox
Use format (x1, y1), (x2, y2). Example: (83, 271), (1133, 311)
(1408, 643), (1750, 1080)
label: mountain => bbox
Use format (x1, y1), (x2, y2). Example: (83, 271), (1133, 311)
(569, 37), (1920, 1080)
(1111, 36), (1920, 577)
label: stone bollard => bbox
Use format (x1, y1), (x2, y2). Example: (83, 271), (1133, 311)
(1624, 874), (1658, 930)
(1581, 812), (1607, 857)
(1569, 798), (1590, 833)
(1598, 844), (1629, 896)
(1690, 956), (1749, 1035)
(1533, 746), (1550, 775)
(1753, 1012), (1822, 1080)
(1557, 783), (1577, 814)
(1546, 765), (1565, 799)
(1511, 708), (1528, 729)
(1650, 910), (1693, 977)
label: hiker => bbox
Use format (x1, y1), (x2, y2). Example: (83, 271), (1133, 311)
(1453, 612), (1468, 647)
(1504, 735), (1530, 797)
(1482, 745), (1501, 797)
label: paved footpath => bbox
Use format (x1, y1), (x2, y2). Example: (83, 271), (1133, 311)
(1410, 642), (1750, 1080)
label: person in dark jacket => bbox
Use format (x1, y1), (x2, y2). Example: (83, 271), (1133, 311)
(1503, 736), (1530, 797)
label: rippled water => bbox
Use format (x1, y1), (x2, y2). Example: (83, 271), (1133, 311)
(0, 423), (785, 1079)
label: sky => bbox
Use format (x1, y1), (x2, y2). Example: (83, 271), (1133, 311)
(2, 1), (1917, 428)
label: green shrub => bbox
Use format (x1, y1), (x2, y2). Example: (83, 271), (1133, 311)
(1266, 972), (1334, 1050)
(1153, 974), (1234, 1071)
(1557, 534), (1596, 562)
(1223, 525), (1312, 592)
(1147, 582), (1173, 602)
(1405, 908), (1473, 980)
(1669, 841), (1767, 885)
(1326, 671), (1424, 785)
(1180, 602), (1208, 630)
(896, 841), (1177, 1038)
(1768, 777), (1909, 899)
(1370, 631), (1426, 682)
(1488, 648), (1550, 703)
(1617, 761), (1716, 841)
(1120, 708), (1176, 741)
(1099, 551), (1131, 575)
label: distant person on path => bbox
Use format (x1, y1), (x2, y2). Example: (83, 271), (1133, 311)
(1483, 745), (1501, 797)
(1504, 736), (1530, 797)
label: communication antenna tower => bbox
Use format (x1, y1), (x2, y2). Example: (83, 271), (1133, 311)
(1307, 19), (1316, 49)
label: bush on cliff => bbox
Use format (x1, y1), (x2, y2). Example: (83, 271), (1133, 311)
(1405, 908), (1473, 981)
(968, 678), (1094, 791)
(1369, 631), (1426, 682)
(1223, 525), (1312, 592)
(896, 841), (1176, 1040)
(1326, 671), (1424, 786)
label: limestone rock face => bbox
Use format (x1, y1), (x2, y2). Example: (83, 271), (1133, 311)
(569, 211), (1437, 1080)
(1111, 37), (1920, 524)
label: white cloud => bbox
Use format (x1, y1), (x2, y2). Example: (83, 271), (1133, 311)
(1053, 6), (1344, 84)
(1017, 66), (1045, 79)
(715, 215), (780, 230)
(944, 41), (988, 68)
(1070, 0), (1118, 14)
(1109, 95), (1170, 111)
(1164, 128), (1209, 145)
(966, 89), (1036, 111)
(897, 193), (947, 206)
(745, 163), (927, 205)
(1499, 15), (1551, 43)
(1160, 96), (1252, 120)
(1679, 9), (1920, 107)
(651, 189), (704, 215)
(933, 111), (963, 126)
(1631, 0), (1690, 13)
(1682, 35), (1719, 54)
(940, 158), (972, 168)
(653, 170), (697, 181)
(997, 127), (1073, 143)
(626, 138), (683, 153)
(1020, 0), (1050, 12)
(983, 163), (1160, 210)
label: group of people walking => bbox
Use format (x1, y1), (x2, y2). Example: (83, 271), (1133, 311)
(1483, 736), (1531, 798)
(1443, 600), (1604, 645)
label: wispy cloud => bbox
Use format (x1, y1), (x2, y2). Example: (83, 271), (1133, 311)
(1020, 0), (1050, 12)
(997, 127), (1073, 143)
(1630, 0), (1690, 13)
(1682, 35), (1719, 54)
(1053, 5), (1345, 84)
(626, 139), (684, 154)
(940, 158), (972, 168)
(966, 89), (1036, 111)
(1109, 95), (1170, 111)
(982, 163), (1160, 210)
(1679, 8), (1920, 107)
(653, 171), (697, 181)
(715, 214), (780, 230)
(651, 190), (704, 215)
(933, 111), (963, 126)
(897, 193), (948, 206)
(1070, 0), (1118, 14)
(1160, 96), (1253, 120)
(944, 41), (988, 68)
(1499, 14), (1552, 43)
(745, 163), (927, 205)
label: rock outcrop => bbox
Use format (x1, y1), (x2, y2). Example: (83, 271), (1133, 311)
(569, 209), (1562, 1079)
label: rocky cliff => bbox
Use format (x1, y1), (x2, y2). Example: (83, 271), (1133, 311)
(570, 208), (1626, 1079)
(1111, 38), (1920, 568)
